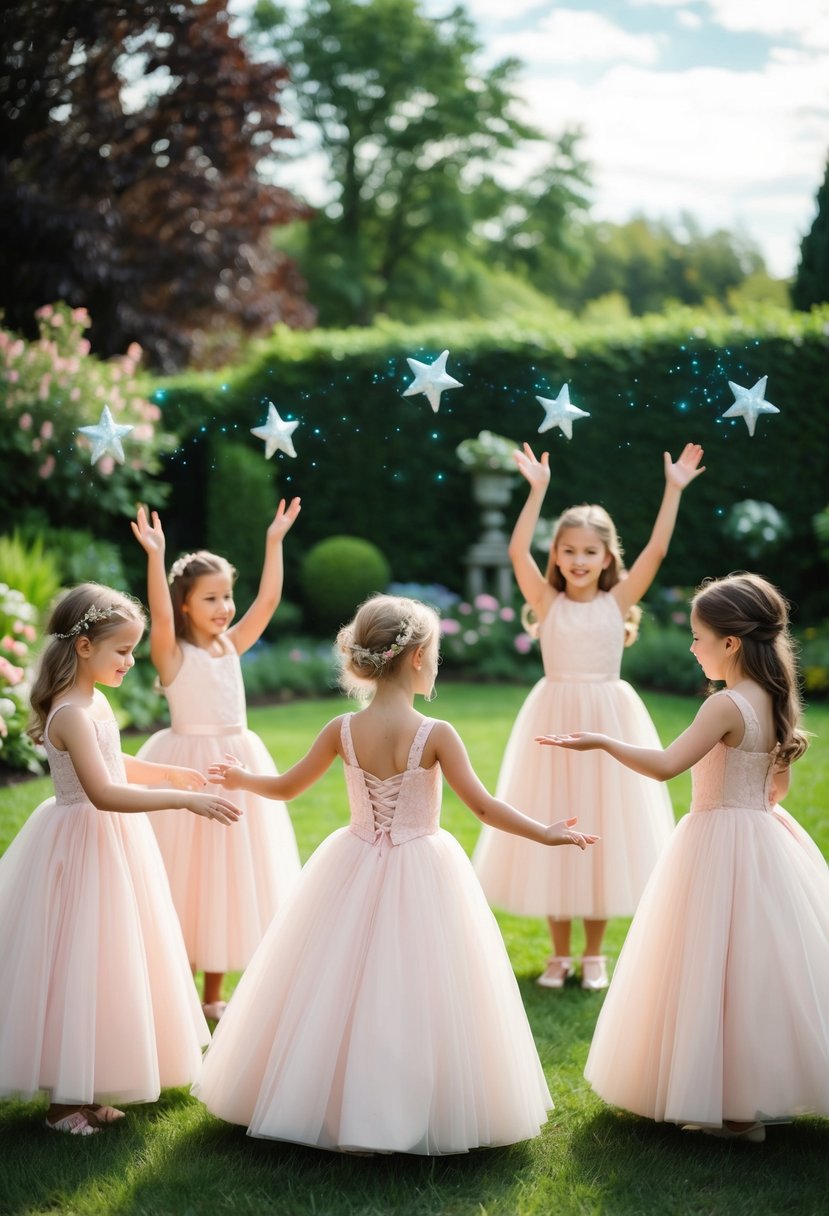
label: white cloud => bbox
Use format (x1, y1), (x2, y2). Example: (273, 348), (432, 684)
(487, 10), (662, 66)
(703, 0), (829, 47)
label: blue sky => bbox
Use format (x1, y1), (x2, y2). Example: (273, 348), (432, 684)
(235, 0), (829, 278)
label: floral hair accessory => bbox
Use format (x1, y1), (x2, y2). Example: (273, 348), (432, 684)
(168, 553), (199, 584)
(350, 619), (416, 671)
(53, 604), (118, 639)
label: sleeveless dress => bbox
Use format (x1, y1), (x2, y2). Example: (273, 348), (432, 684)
(584, 690), (829, 1126)
(194, 715), (553, 1154)
(137, 640), (300, 973)
(0, 706), (208, 1106)
(474, 592), (675, 918)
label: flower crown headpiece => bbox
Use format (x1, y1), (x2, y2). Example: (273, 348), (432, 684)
(53, 604), (119, 639)
(350, 619), (416, 671)
(168, 553), (199, 584)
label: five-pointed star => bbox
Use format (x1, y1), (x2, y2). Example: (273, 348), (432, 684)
(77, 404), (134, 465)
(402, 349), (463, 413)
(721, 376), (780, 437)
(536, 384), (590, 440)
(251, 402), (299, 459)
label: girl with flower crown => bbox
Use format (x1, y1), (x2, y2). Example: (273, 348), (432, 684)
(194, 594), (598, 1155)
(0, 583), (241, 1136)
(131, 502), (302, 1021)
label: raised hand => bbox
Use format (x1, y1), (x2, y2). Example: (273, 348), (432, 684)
(130, 506), (166, 556)
(513, 443), (550, 491)
(547, 816), (599, 849)
(186, 792), (242, 825)
(207, 754), (246, 790)
(664, 443), (705, 490)
(266, 497), (302, 543)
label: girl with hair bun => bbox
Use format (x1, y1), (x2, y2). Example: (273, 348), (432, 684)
(538, 572), (829, 1142)
(195, 594), (597, 1155)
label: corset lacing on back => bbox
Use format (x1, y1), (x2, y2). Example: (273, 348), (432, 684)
(364, 772), (405, 849)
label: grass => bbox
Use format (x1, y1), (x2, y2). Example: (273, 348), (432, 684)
(0, 684), (827, 1216)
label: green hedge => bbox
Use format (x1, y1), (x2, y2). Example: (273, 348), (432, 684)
(148, 306), (829, 625)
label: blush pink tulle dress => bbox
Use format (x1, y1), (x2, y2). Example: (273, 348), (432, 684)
(474, 592), (675, 918)
(0, 706), (208, 1106)
(584, 689), (829, 1127)
(137, 640), (300, 973)
(194, 714), (553, 1155)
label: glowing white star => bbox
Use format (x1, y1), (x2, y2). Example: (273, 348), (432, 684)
(77, 405), (134, 465)
(536, 384), (590, 440)
(402, 349), (463, 413)
(721, 376), (779, 437)
(251, 402), (299, 459)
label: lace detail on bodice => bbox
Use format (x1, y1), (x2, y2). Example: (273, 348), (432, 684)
(342, 715), (442, 846)
(44, 707), (125, 806)
(690, 690), (778, 815)
(163, 641), (248, 735)
(540, 592), (625, 682)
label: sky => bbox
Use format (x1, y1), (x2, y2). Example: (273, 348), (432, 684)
(238, 0), (829, 279)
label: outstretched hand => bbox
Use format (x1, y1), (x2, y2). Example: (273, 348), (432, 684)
(131, 505), (165, 555)
(186, 792), (242, 825)
(536, 732), (606, 751)
(207, 754), (247, 790)
(513, 443), (550, 491)
(165, 765), (207, 792)
(266, 497), (302, 543)
(664, 443), (705, 490)
(547, 816), (599, 849)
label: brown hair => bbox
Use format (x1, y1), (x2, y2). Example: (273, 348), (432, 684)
(337, 595), (439, 700)
(692, 572), (808, 766)
(167, 550), (236, 642)
(28, 583), (145, 743)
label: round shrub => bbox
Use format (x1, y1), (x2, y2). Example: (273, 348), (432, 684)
(300, 536), (391, 634)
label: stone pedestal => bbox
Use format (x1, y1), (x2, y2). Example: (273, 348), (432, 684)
(463, 471), (516, 604)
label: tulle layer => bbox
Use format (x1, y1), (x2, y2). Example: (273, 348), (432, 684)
(138, 728), (300, 971)
(0, 798), (207, 1105)
(196, 828), (552, 1154)
(585, 806), (829, 1125)
(473, 679), (676, 917)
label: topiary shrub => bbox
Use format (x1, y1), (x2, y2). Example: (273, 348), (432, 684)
(300, 536), (391, 635)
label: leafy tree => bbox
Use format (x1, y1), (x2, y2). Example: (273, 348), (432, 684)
(793, 156), (829, 310)
(250, 0), (590, 326)
(0, 0), (312, 369)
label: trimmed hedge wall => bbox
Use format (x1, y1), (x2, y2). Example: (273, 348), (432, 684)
(149, 307), (829, 625)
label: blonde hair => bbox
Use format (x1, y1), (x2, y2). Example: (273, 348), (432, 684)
(28, 583), (145, 743)
(692, 572), (808, 766)
(168, 550), (236, 642)
(337, 595), (439, 700)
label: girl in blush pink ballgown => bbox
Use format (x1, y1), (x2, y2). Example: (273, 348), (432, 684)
(0, 584), (240, 1136)
(131, 502), (302, 1021)
(539, 573), (829, 1142)
(195, 594), (597, 1155)
(473, 442), (705, 991)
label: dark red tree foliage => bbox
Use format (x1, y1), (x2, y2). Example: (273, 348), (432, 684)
(0, 0), (313, 368)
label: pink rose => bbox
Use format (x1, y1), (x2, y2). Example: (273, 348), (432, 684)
(38, 455), (55, 479)
(40, 419), (54, 440)
(19, 412), (32, 430)
(514, 634), (533, 655)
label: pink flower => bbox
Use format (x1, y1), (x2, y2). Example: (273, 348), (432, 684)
(7, 370), (18, 383)
(70, 387), (81, 401)
(440, 619), (461, 636)
(36, 304), (54, 319)
(22, 624), (36, 641)
(72, 307), (89, 323)
(514, 633), (533, 654)
(132, 423), (154, 441)
(79, 339), (90, 355)
(38, 455), (56, 479)
(127, 342), (142, 361)
(50, 313), (64, 327)
(39, 374), (51, 400)
(98, 455), (115, 476)
(19, 412), (32, 430)
(474, 593), (499, 611)
(499, 607), (515, 621)
(288, 648), (305, 662)
(458, 602), (472, 616)
(1, 636), (12, 649)
(0, 656), (24, 685)
(40, 419), (54, 440)
(0, 716), (7, 738)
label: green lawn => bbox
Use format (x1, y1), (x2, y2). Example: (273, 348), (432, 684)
(0, 685), (827, 1216)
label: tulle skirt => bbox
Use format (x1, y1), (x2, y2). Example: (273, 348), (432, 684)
(473, 678), (676, 918)
(0, 798), (207, 1105)
(195, 827), (553, 1154)
(138, 727), (300, 972)
(584, 805), (829, 1125)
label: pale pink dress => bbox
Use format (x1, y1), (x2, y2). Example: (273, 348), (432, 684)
(585, 690), (829, 1126)
(0, 706), (208, 1106)
(194, 715), (553, 1154)
(137, 640), (300, 972)
(473, 592), (675, 917)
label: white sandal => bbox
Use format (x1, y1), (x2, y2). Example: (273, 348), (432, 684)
(537, 956), (574, 989)
(580, 956), (609, 991)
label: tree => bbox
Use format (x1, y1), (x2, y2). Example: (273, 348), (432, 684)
(250, 0), (590, 326)
(793, 156), (829, 311)
(0, 0), (313, 369)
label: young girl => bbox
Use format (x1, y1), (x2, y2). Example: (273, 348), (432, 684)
(473, 442), (705, 990)
(194, 594), (597, 1155)
(539, 573), (829, 1140)
(131, 502), (302, 1020)
(0, 584), (241, 1136)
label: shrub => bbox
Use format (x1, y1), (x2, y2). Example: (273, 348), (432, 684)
(241, 639), (338, 700)
(439, 593), (543, 682)
(620, 616), (705, 696)
(0, 533), (61, 615)
(300, 536), (391, 634)
(0, 584), (44, 776)
(34, 529), (128, 591)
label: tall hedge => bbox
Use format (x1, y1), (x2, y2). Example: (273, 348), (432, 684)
(149, 307), (829, 624)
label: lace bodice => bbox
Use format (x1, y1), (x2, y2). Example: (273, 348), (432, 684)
(163, 641), (248, 735)
(341, 715), (441, 846)
(44, 707), (125, 806)
(690, 690), (778, 814)
(539, 592), (625, 682)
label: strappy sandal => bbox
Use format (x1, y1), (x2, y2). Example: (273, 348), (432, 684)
(82, 1104), (125, 1123)
(580, 956), (609, 991)
(45, 1109), (100, 1136)
(537, 957), (574, 988)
